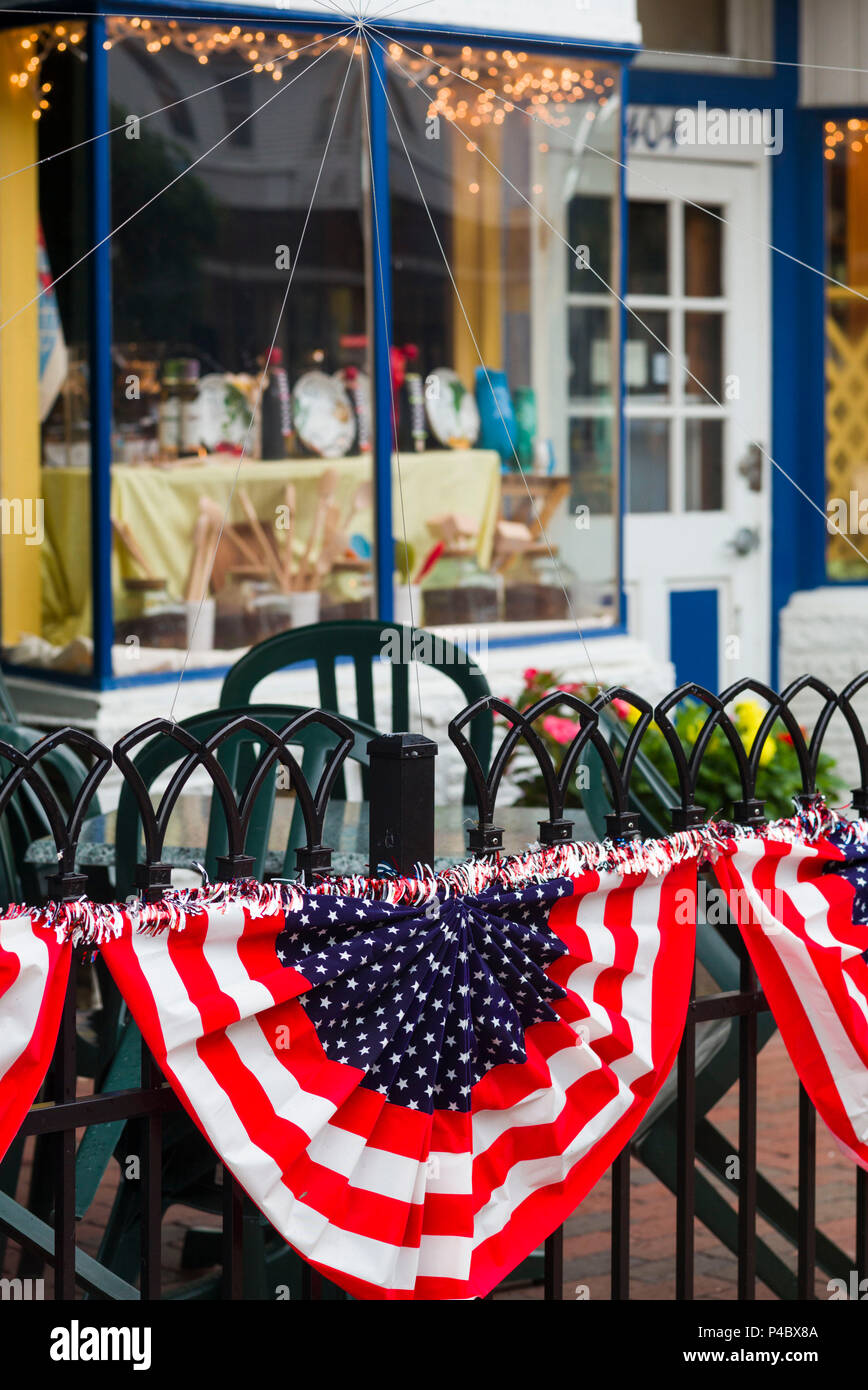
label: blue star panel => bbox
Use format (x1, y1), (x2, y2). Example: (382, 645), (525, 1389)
(275, 881), (570, 1114)
(825, 823), (868, 926)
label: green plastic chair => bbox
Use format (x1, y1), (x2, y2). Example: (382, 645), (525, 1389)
(80, 703), (379, 1295)
(0, 666), (18, 725)
(0, 721), (110, 1277)
(114, 703), (379, 896)
(218, 620), (493, 805)
(578, 711), (853, 1297)
(0, 721), (108, 906)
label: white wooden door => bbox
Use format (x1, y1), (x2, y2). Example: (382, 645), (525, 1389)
(624, 150), (771, 687)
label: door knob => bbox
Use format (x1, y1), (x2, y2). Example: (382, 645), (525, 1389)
(726, 526), (761, 556)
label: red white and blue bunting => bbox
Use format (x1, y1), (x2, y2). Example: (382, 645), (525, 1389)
(1, 808), (868, 1298)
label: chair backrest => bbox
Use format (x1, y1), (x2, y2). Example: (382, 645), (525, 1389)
(218, 620), (493, 802)
(0, 669), (17, 725)
(114, 704), (379, 896)
(0, 721), (102, 906)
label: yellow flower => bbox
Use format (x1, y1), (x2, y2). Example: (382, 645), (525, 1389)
(734, 700), (775, 767)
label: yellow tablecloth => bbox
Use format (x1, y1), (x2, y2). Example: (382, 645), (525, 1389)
(40, 450), (502, 644)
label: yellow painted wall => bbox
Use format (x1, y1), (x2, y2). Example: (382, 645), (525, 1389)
(0, 33), (42, 643)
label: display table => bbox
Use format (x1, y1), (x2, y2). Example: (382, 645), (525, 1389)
(40, 449), (502, 644)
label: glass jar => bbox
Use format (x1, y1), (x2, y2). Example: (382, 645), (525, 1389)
(321, 559), (374, 623)
(117, 577), (187, 649)
(504, 548), (573, 623)
(421, 547), (502, 626)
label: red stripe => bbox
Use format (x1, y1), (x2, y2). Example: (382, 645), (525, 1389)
(98, 862), (699, 1300)
(0, 922), (70, 1164)
(715, 839), (868, 1165)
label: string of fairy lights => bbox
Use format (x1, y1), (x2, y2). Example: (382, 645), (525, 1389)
(6, 17), (617, 128)
(825, 118), (868, 160)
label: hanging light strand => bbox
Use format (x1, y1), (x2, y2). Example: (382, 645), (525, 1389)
(8, 17), (344, 118)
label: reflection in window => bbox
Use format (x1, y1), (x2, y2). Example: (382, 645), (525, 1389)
(626, 312), (670, 400)
(685, 418), (724, 511)
(388, 42), (622, 626)
(628, 418), (670, 513)
(106, 25), (374, 672)
(684, 204), (723, 297)
(628, 201), (668, 295)
(684, 312), (723, 398)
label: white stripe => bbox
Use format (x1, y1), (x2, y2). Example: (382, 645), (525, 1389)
(472, 876), (667, 1246)
(200, 900), (280, 1016)
(844, 969), (868, 1033)
(426, 1149), (473, 1195)
(199, 901), (468, 1205)
(736, 845), (868, 1146)
(129, 915), (472, 1289)
(613, 877), (664, 1090)
(0, 913), (51, 1083)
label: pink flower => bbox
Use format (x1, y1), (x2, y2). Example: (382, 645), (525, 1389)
(543, 715), (581, 746)
(612, 698), (632, 721)
(523, 668), (539, 685)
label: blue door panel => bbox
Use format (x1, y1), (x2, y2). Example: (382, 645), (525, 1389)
(669, 589), (719, 693)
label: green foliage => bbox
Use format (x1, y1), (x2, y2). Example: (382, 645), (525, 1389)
(506, 668), (843, 822)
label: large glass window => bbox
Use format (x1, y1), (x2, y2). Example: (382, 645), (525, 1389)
(387, 40), (623, 628)
(1, 25), (92, 676)
(106, 21), (373, 674)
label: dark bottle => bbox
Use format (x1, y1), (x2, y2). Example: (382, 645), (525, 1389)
(260, 347), (292, 460)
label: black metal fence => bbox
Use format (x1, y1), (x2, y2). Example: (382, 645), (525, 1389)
(2, 672), (868, 1299)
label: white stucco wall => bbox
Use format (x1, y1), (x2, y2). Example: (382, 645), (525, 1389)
(232, 1), (642, 45)
(8, 632), (672, 806)
(779, 588), (868, 791)
(800, 0), (868, 105)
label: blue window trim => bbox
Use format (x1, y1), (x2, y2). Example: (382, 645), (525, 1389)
(617, 57), (630, 634)
(0, 4), (635, 692)
(367, 37), (395, 626)
(87, 16), (115, 687)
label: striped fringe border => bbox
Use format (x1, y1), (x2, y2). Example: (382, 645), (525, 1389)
(5, 797), (858, 945)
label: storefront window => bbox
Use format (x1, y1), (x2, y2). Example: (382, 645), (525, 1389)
(106, 21), (372, 674)
(1, 26), (92, 676)
(1, 20), (628, 690)
(826, 119), (868, 579)
(387, 41), (622, 628)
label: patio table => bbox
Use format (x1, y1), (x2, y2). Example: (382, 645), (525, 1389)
(24, 797), (593, 881)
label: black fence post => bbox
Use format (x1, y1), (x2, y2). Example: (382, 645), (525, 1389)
(368, 733), (437, 875)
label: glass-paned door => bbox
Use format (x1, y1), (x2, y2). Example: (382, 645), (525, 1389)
(623, 152), (771, 683)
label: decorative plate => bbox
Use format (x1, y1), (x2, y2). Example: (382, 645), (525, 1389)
(292, 371), (356, 459)
(424, 368), (480, 449)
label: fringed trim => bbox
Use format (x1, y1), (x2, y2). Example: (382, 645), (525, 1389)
(8, 802), (867, 942)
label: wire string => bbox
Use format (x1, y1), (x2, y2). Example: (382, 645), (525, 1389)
(0, 29), (353, 336)
(369, 23), (868, 312)
(367, 35), (605, 688)
(0, 24), (355, 186)
(358, 35), (422, 728)
(168, 39), (358, 715)
(375, 34), (868, 577)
